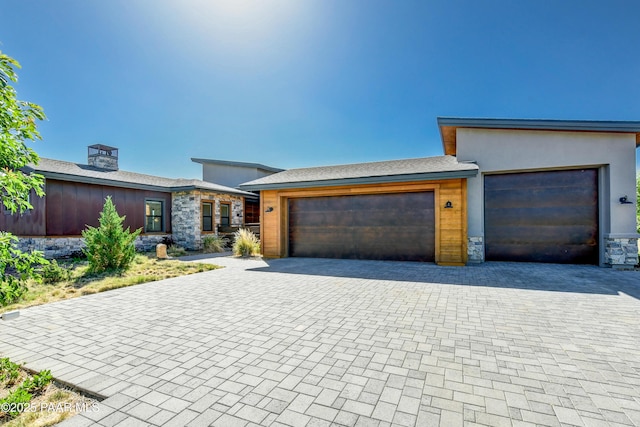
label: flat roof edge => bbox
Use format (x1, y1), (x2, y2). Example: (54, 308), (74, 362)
(239, 170), (478, 191)
(191, 158), (284, 173)
(437, 117), (640, 133)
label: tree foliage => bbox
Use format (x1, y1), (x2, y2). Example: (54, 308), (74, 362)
(1, 51), (46, 214)
(82, 197), (141, 273)
(0, 233), (45, 306)
(0, 50), (47, 307)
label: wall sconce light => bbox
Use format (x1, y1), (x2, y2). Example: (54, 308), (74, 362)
(619, 195), (633, 205)
(265, 206), (274, 212)
(444, 201), (453, 209)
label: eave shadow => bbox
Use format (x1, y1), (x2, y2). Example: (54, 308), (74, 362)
(250, 257), (640, 300)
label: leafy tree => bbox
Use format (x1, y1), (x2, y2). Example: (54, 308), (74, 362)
(0, 50), (47, 306)
(1, 51), (46, 214)
(0, 234), (46, 306)
(82, 196), (141, 273)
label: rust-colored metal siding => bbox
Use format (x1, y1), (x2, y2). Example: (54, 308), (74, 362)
(0, 190), (46, 235)
(484, 169), (598, 264)
(244, 199), (260, 224)
(45, 180), (172, 236)
(288, 192), (435, 262)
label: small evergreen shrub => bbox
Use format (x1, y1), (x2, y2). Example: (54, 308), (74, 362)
(41, 259), (71, 284)
(232, 228), (261, 257)
(82, 196), (141, 273)
(202, 235), (226, 253)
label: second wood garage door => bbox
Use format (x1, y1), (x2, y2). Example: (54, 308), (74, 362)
(288, 192), (435, 261)
(484, 169), (599, 264)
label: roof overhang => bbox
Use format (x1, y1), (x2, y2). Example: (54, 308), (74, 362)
(38, 171), (171, 192)
(239, 169), (478, 191)
(438, 117), (640, 155)
(38, 171), (257, 198)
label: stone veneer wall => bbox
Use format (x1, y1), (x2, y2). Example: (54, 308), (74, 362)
(17, 235), (168, 259)
(467, 236), (484, 263)
(604, 237), (639, 269)
(87, 154), (118, 170)
(171, 190), (244, 250)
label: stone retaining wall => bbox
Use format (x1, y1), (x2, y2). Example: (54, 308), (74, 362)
(16, 234), (169, 259)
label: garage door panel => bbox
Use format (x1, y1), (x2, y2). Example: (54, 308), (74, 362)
(485, 169), (598, 264)
(486, 226), (598, 245)
(289, 192), (434, 261)
(485, 206), (599, 227)
(486, 169), (597, 190)
(487, 243), (597, 264)
(485, 187), (597, 209)
(295, 211), (353, 227)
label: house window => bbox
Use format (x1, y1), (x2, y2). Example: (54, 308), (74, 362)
(220, 203), (230, 226)
(202, 202), (213, 231)
(145, 200), (164, 232)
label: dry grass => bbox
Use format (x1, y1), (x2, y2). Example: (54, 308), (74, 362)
(0, 254), (220, 314)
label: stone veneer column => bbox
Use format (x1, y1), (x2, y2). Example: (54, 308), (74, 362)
(604, 236), (639, 269)
(171, 191), (201, 250)
(467, 236), (484, 263)
(231, 198), (243, 226)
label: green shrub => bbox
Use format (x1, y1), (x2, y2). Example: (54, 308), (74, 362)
(0, 357), (21, 386)
(20, 369), (52, 394)
(0, 387), (31, 418)
(232, 228), (261, 257)
(41, 259), (71, 284)
(82, 196), (141, 273)
(0, 232), (47, 306)
(202, 235), (226, 253)
(0, 364), (52, 419)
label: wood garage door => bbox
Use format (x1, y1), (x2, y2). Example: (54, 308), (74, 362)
(288, 192), (435, 262)
(484, 169), (598, 264)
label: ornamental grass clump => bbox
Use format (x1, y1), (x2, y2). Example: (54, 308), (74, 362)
(232, 228), (261, 257)
(202, 235), (226, 253)
(82, 196), (141, 273)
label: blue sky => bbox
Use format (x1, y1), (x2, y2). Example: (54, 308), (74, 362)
(2, 0), (639, 179)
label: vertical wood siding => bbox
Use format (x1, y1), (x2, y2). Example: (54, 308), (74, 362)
(260, 179), (467, 265)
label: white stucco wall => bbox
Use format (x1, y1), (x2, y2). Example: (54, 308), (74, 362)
(456, 128), (638, 264)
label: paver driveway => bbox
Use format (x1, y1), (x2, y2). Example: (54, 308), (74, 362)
(1, 257), (639, 427)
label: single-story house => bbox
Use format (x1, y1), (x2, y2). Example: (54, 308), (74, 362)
(239, 117), (640, 269)
(2, 145), (257, 257)
(191, 158), (283, 224)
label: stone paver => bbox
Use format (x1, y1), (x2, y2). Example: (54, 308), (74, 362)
(0, 256), (638, 426)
